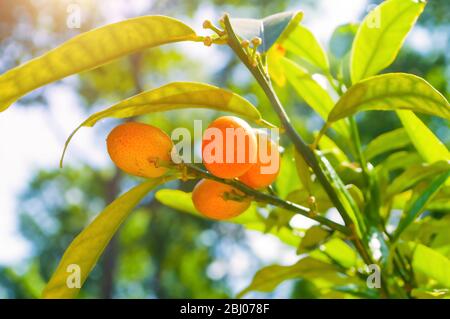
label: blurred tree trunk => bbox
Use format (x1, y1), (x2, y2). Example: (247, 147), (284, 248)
(100, 169), (121, 299)
(100, 54), (144, 298)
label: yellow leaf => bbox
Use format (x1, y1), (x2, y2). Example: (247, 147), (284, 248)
(60, 81), (264, 166)
(42, 177), (171, 298)
(396, 110), (450, 185)
(328, 73), (450, 122)
(0, 16), (198, 111)
(351, 0), (426, 83)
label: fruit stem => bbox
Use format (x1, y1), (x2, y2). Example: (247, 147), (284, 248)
(182, 163), (351, 235)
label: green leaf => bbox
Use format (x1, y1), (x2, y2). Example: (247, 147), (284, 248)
(364, 128), (411, 160)
(320, 238), (362, 269)
(412, 244), (450, 288)
(237, 257), (342, 298)
(394, 171), (450, 239)
(61, 82), (263, 166)
(42, 177), (170, 298)
(411, 288), (450, 299)
(276, 147), (301, 198)
(286, 186), (333, 214)
(329, 23), (359, 87)
(318, 134), (350, 164)
(298, 226), (331, 253)
(281, 24), (329, 72)
(377, 151), (421, 173)
(231, 11), (303, 53)
(0, 16), (198, 112)
(350, 0), (426, 83)
(328, 73), (450, 122)
(386, 161), (450, 198)
(294, 151), (313, 194)
(396, 110), (450, 163)
(316, 152), (364, 237)
(281, 58), (351, 138)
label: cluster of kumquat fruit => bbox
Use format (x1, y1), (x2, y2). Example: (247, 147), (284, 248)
(106, 116), (280, 220)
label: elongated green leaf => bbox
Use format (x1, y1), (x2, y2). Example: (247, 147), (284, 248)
(155, 188), (262, 226)
(364, 128), (410, 160)
(318, 134), (349, 164)
(237, 257), (342, 298)
(321, 238), (362, 269)
(231, 11), (303, 53)
(317, 151), (364, 237)
(281, 24), (329, 72)
(329, 23), (359, 87)
(294, 151), (313, 194)
(0, 16), (198, 111)
(386, 161), (450, 197)
(287, 185), (333, 214)
(281, 58), (350, 138)
(377, 151), (422, 172)
(395, 171), (450, 239)
(329, 73), (450, 122)
(351, 0), (426, 83)
(61, 82), (263, 166)
(412, 244), (450, 288)
(42, 177), (170, 298)
(329, 24), (359, 59)
(297, 226), (331, 253)
(396, 110), (450, 163)
(411, 288), (450, 299)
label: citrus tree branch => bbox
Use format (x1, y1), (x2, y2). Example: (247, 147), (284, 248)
(222, 14), (375, 268)
(182, 163), (351, 235)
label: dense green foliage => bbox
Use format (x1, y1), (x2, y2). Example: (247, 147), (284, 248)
(0, 0), (449, 299)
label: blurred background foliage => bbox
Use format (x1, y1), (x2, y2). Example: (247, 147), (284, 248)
(0, 0), (448, 298)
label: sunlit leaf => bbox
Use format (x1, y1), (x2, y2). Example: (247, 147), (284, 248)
(42, 177), (171, 298)
(231, 11), (303, 53)
(61, 82), (264, 166)
(318, 134), (349, 164)
(411, 288), (450, 299)
(386, 161), (450, 198)
(329, 23), (359, 86)
(320, 238), (362, 269)
(276, 147), (301, 198)
(281, 58), (351, 138)
(297, 226), (331, 254)
(377, 151), (421, 173)
(287, 185), (333, 214)
(412, 244), (450, 289)
(328, 73), (450, 122)
(396, 110), (450, 163)
(0, 16), (198, 111)
(294, 151), (313, 194)
(237, 257), (343, 298)
(394, 171), (450, 239)
(351, 0), (426, 83)
(281, 24), (329, 72)
(364, 128), (411, 160)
